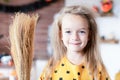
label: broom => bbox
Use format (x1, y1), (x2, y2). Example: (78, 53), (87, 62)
(9, 13), (39, 80)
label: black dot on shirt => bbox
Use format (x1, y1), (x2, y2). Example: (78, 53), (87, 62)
(66, 70), (70, 74)
(54, 70), (57, 73)
(59, 77), (63, 80)
(73, 78), (76, 80)
(61, 63), (64, 66)
(106, 77), (108, 80)
(50, 77), (52, 80)
(99, 71), (101, 74)
(78, 72), (80, 75)
(82, 65), (85, 69)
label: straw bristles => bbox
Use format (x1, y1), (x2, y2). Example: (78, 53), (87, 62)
(9, 13), (39, 80)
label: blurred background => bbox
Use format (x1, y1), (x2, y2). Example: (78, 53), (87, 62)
(0, 0), (120, 80)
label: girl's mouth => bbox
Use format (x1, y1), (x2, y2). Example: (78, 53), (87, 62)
(70, 42), (81, 45)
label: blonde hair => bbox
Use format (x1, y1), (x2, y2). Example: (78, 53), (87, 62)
(45, 5), (108, 79)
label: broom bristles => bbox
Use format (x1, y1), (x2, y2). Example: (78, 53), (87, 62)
(9, 13), (39, 80)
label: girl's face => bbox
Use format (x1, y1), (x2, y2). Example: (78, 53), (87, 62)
(61, 14), (89, 53)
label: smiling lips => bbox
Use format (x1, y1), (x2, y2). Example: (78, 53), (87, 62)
(69, 42), (81, 45)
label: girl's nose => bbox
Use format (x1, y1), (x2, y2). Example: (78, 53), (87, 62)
(71, 32), (79, 41)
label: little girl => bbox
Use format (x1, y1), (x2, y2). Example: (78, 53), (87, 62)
(39, 5), (110, 80)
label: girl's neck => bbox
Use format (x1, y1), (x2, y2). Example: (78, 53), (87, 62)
(66, 51), (85, 65)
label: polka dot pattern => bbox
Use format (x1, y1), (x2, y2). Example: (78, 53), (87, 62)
(106, 77), (108, 80)
(50, 77), (52, 80)
(82, 65), (85, 69)
(54, 70), (57, 73)
(73, 78), (76, 80)
(78, 72), (80, 75)
(40, 57), (110, 80)
(59, 77), (63, 80)
(66, 70), (70, 74)
(99, 71), (101, 74)
(61, 63), (64, 66)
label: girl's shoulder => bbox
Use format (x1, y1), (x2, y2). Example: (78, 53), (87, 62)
(97, 63), (110, 80)
(39, 58), (53, 80)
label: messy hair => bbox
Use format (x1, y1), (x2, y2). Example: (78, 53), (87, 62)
(44, 5), (108, 79)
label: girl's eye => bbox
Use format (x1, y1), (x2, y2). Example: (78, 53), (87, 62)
(79, 31), (86, 34)
(65, 31), (71, 33)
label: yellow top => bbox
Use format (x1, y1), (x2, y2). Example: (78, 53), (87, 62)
(115, 71), (120, 80)
(39, 56), (110, 80)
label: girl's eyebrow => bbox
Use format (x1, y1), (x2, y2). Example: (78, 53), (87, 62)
(63, 27), (88, 30)
(80, 28), (88, 30)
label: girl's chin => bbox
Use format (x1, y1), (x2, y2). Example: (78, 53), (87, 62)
(68, 47), (82, 52)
